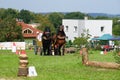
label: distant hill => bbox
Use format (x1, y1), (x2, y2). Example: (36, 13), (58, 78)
(39, 12), (120, 18)
(87, 13), (120, 18)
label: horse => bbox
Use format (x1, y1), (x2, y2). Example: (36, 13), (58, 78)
(52, 31), (66, 55)
(42, 27), (52, 55)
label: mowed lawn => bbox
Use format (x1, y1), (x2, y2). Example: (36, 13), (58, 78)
(0, 50), (120, 80)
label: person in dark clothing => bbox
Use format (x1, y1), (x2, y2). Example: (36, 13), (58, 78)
(56, 25), (66, 40)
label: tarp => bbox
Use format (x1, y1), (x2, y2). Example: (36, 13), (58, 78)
(92, 34), (114, 40)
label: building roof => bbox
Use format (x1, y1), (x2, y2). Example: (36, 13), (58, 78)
(17, 21), (43, 38)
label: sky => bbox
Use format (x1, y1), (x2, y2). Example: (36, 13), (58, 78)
(0, 0), (120, 14)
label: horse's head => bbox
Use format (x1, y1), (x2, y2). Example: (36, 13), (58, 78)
(44, 27), (51, 32)
(45, 31), (50, 36)
(43, 27), (51, 39)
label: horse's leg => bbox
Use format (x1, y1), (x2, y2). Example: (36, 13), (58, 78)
(54, 47), (57, 55)
(62, 45), (65, 55)
(49, 43), (52, 55)
(54, 45), (59, 55)
(51, 44), (54, 55)
(43, 47), (46, 55)
(46, 46), (49, 55)
(47, 46), (51, 55)
(46, 43), (51, 55)
(58, 46), (61, 56)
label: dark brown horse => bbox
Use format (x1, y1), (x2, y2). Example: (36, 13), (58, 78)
(52, 25), (66, 55)
(52, 34), (66, 55)
(42, 27), (52, 55)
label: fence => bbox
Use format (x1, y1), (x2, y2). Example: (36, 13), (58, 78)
(0, 42), (25, 50)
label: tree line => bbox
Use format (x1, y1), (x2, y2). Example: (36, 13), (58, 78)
(0, 8), (120, 41)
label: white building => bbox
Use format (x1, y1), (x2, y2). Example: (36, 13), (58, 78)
(62, 18), (113, 41)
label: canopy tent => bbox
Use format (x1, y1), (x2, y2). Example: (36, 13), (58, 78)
(109, 37), (120, 40)
(92, 34), (114, 40)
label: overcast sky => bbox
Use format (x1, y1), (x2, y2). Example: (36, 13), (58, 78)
(0, 0), (120, 14)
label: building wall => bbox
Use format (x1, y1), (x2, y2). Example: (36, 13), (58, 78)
(85, 20), (112, 38)
(62, 19), (113, 41)
(63, 19), (79, 41)
(78, 20), (85, 37)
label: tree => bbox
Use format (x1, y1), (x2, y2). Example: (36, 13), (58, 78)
(0, 17), (24, 41)
(73, 29), (91, 48)
(95, 16), (110, 19)
(0, 8), (18, 19)
(0, 8), (6, 19)
(18, 9), (33, 23)
(113, 25), (120, 36)
(64, 12), (85, 19)
(112, 18), (120, 36)
(73, 37), (88, 48)
(34, 14), (55, 33)
(47, 12), (64, 29)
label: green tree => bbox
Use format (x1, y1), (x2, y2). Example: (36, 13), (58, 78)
(112, 18), (120, 36)
(0, 8), (18, 19)
(64, 12), (85, 19)
(95, 16), (110, 19)
(0, 17), (24, 41)
(113, 24), (120, 36)
(73, 29), (91, 48)
(18, 9), (33, 23)
(34, 14), (55, 33)
(0, 8), (6, 19)
(48, 12), (64, 29)
(73, 37), (88, 48)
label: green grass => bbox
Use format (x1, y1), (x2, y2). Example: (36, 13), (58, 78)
(0, 50), (120, 80)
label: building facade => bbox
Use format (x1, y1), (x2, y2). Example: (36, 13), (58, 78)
(62, 19), (113, 41)
(17, 21), (43, 49)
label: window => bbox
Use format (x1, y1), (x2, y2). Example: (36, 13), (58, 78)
(101, 26), (104, 32)
(23, 29), (32, 34)
(65, 26), (68, 31)
(74, 26), (77, 32)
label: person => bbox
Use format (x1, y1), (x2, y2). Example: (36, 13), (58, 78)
(36, 32), (43, 55)
(33, 39), (38, 55)
(42, 27), (52, 55)
(33, 32), (43, 55)
(56, 25), (66, 40)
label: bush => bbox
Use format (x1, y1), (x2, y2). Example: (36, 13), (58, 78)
(113, 50), (120, 64)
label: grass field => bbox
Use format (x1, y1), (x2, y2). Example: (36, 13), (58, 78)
(0, 50), (120, 80)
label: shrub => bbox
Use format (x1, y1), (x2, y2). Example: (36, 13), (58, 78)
(113, 50), (120, 64)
